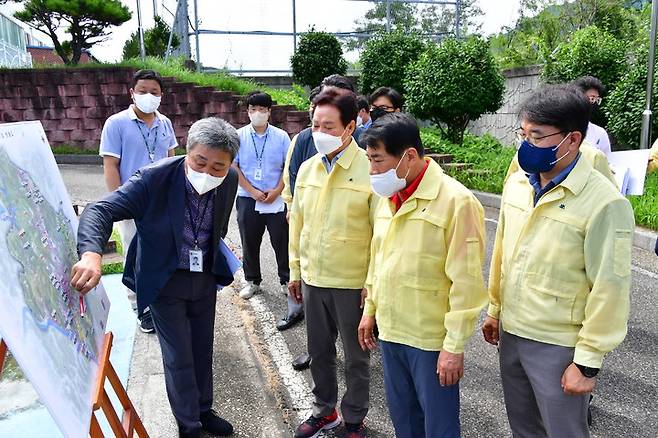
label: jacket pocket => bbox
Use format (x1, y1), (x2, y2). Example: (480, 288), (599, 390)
(466, 237), (481, 277)
(614, 230), (632, 277)
(524, 272), (582, 327)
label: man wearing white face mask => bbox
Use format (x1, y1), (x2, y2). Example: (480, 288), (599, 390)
(99, 69), (177, 333)
(233, 91), (298, 326)
(358, 113), (487, 437)
(72, 117), (240, 438)
(289, 88), (376, 438)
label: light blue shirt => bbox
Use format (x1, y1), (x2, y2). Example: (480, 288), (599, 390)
(321, 149), (347, 173)
(235, 124), (291, 197)
(99, 106), (178, 185)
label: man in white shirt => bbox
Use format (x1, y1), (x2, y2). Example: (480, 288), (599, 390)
(573, 76), (611, 157)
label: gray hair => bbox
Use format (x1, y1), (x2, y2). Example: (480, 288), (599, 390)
(186, 117), (240, 160)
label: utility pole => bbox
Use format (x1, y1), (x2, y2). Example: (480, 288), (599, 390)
(164, 0), (182, 63)
(193, 0), (201, 72)
(136, 0), (146, 60)
(292, 0), (297, 52)
(455, 0), (462, 39)
(172, 0), (191, 58)
(152, 0), (159, 19)
(640, 0), (658, 149)
(386, 0), (391, 32)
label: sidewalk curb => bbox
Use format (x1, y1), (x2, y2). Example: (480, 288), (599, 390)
(473, 190), (658, 253)
(54, 154), (103, 165)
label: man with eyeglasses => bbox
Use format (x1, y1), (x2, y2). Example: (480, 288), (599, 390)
(368, 87), (404, 122)
(573, 76), (611, 157)
(482, 85), (634, 438)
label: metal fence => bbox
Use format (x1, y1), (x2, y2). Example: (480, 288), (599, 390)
(0, 39), (32, 68)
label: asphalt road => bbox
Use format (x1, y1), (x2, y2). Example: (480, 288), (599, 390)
(60, 164), (658, 438)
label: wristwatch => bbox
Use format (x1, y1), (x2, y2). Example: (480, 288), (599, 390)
(575, 363), (599, 378)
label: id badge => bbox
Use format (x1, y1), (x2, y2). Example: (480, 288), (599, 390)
(189, 249), (203, 272)
(254, 167), (263, 181)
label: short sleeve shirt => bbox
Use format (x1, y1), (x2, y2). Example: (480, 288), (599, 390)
(235, 123), (291, 197)
(99, 106), (178, 185)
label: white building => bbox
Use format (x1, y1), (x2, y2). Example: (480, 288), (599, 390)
(0, 12), (32, 68)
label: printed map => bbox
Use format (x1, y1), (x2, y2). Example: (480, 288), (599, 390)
(0, 121), (109, 438)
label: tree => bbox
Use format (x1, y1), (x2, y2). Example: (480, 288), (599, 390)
(359, 31), (426, 95)
(122, 16), (180, 60)
(13, 0), (131, 65)
(404, 37), (505, 145)
(291, 29), (348, 88)
(347, 0), (481, 49)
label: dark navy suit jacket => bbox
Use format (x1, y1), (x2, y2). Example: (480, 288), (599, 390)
(77, 156), (238, 315)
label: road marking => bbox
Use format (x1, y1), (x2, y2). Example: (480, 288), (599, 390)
(248, 295), (315, 424)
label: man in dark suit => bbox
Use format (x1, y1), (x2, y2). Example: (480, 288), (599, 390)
(71, 117), (240, 438)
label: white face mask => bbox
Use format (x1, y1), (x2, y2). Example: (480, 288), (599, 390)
(356, 116), (363, 127)
(312, 130), (346, 155)
(249, 111), (269, 128)
(186, 165), (225, 195)
(133, 92), (161, 114)
(370, 151), (410, 197)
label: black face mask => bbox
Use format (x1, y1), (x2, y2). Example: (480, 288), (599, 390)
(370, 107), (391, 122)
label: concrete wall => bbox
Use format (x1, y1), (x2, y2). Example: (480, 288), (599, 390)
(0, 67), (310, 149)
(469, 65), (542, 146)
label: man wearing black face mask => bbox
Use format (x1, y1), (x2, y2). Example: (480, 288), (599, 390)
(368, 87), (404, 122)
(573, 76), (611, 157)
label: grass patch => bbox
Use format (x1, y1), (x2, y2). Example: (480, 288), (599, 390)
(629, 172), (658, 230)
(111, 228), (123, 255)
(421, 128), (515, 194)
(102, 262), (124, 275)
(52, 145), (99, 155)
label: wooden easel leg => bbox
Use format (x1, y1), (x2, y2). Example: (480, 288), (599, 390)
(0, 339), (7, 376)
(89, 413), (104, 438)
(89, 332), (150, 438)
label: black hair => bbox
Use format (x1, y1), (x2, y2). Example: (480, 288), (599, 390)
(133, 69), (163, 90)
(356, 95), (370, 112)
(321, 74), (356, 92)
(361, 112), (424, 158)
(309, 86), (322, 103)
(313, 88), (358, 127)
(519, 85), (591, 139)
(368, 86), (404, 110)
(572, 76), (606, 96)
(246, 90), (273, 108)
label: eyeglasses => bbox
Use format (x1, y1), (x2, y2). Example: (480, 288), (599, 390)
(514, 128), (566, 145)
(588, 96), (603, 105)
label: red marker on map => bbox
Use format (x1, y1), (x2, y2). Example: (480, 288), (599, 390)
(79, 295), (86, 318)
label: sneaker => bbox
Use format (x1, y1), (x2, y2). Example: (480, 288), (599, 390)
(345, 422), (367, 438)
(294, 410), (341, 438)
(238, 281), (261, 300)
(200, 409), (234, 436)
(139, 309), (155, 334)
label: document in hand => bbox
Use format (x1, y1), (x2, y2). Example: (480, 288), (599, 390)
(608, 149), (650, 196)
(255, 196), (285, 214)
(219, 238), (242, 274)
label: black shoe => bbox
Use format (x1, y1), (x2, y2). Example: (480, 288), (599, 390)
(139, 309), (155, 334)
(201, 409), (234, 436)
(292, 353), (311, 371)
(179, 429), (201, 438)
(277, 312), (304, 331)
(588, 394), (593, 426)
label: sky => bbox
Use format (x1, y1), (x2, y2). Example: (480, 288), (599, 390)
(1, 0), (522, 73)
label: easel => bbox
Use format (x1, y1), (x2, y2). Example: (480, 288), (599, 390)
(0, 332), (149, 438)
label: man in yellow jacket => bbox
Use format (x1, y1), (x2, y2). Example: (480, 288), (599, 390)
(483, 85), (634, 437)
(289, 88), (376, 438)
(358, 113), (487, 438)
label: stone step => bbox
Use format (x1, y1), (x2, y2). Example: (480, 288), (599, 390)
(102, 251), (124, 266)
(440, 162), (472, 171)
(427, 153), (453, 164)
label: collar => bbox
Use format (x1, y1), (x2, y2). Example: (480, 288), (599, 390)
(128, 105), (163, 124)
(249, 123), (270, 136)
(411, 158), (443, 201)
(528, 152), (588, 196)
(362, 118), (373, 129)
(333, 138), (360, 170)
(390, 158), (430, 209)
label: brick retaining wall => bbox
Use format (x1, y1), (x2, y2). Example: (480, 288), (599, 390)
(0, 67), (310, 149)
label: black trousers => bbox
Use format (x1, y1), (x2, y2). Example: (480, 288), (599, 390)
(149, 270), (217, 433)
(236, 196), (289, 285)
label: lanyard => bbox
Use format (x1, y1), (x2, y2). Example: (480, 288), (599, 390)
(186, 191), (212, 248)
(134, 120), (160, 163)
(251, 130), (269, 165)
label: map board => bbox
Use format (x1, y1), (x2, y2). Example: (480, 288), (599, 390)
(0, 121), (110, 438)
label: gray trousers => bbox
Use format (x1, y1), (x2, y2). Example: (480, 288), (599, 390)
(499, 330), (590, 438)
(303, 282), (370, 424)
(149, 270), (217, 433)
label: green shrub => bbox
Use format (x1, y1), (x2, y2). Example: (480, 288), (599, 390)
(359, 31), (426, 96)
(291, 29), (348, 88)
(405, 37), (504, 145)
(605, 43), (658, 149)
(122, 16), (180, 60)
(543, 26), (628, 88)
